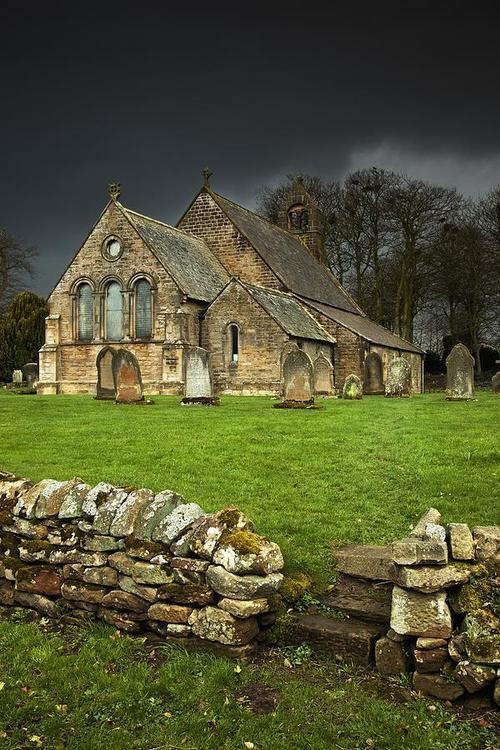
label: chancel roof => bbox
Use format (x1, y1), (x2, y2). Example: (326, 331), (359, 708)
(123, 207), (228, 302)
(210, 192), (361, 314)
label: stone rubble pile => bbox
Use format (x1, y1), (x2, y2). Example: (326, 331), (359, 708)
(0, 471), (284, 654)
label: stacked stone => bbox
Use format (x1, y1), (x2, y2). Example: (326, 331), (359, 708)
(0, 471), (283, 653)
(380, 508), (499, 704)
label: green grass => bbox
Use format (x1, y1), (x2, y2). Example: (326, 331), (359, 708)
(0, 390), (499, 581)
(0, 617), (496, 750)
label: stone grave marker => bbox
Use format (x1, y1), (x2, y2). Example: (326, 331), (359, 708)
(22, 362), (38, 387)
(96, 348), (116, 400)
(491, 370), (500, 394)
(12, 370), (23, 385)
(182, 347), (218, 405)
(343, 374), (363, 400)
(385, 357), (412, 397)
(364, 352), (385, 395)
(445, 343), (474, 400)
(281, 350), (313, 403)
(112, 349), (143, 403)
(313, 352), (334, 396)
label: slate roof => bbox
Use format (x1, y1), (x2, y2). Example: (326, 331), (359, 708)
(245, 285), (335, 343)
(210, 192), (361, 314)
(123, 207), (228, 302)
(300, 299), (425, 354)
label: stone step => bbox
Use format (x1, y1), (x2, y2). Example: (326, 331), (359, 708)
(322, 574), (392, 623)
(292, 614), (382, 665)
(333, 545), (393, 580)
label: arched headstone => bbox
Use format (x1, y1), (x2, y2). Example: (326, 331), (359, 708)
(364, 352), (384, 395)
(385, 357), (412, 397)
(343, 374), (363, 400)
(96, 347), (116, 400)
(22, 362), (38, 387)
(184, 347), (213, 398)
(282, 350), (313, 402)
(313, 353), (334, 396)
(492, 371), (500, 394)
(112, 349), (143, 403)
(446, 344), (475, 400)
(12, 370), (23, 385)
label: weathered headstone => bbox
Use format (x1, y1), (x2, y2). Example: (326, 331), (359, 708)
(96, 347), (116, 400)
(184, 347), (213, 400)
(281, 350), (313, 402)
(445, 343), (474, 400)
(364, 352), (385, 395)
(342, 374), (363, 400)
(112, 349), (143, 403)
(385, 357), (411, 397)
(313, 352), (334, 396)
(22, 362), (38, 387)
(12, 370), (23, 385)
(491, 371), (500, 394)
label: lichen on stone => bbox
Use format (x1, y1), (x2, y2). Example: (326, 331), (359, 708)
(222, 530), (263, 556)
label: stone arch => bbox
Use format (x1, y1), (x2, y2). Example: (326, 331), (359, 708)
(96, 347), (116, 400)
(282, 349), (313, 401)
(313, 352), (334, 395)
(364, 351), (385, 395)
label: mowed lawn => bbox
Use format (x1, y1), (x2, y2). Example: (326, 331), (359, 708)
(0, 389), (499, 580)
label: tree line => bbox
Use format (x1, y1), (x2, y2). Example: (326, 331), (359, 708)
(258, 170), (500, 372)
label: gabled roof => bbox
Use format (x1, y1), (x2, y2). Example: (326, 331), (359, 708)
(122, 206), (228, 303)
(300, 298), (425, 354)
(209, 191), (361, 314)
(206, 279), (335, 343)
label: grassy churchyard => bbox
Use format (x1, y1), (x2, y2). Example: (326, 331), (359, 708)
(0, 389), (499, 749)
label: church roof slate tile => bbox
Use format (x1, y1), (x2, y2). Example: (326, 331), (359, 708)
(123, 206), (229, 302)
(209, 191), (361, 314)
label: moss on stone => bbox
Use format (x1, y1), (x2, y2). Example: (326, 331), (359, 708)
(222, 530), (262, 556)
(216, 506), (242, 528)
(23, 540), (52, 553)
(159, 583), (212, 604)
(4, 555), (25, 572)
(453, 562), (499, 626)
(264, 601), (297, 645)
(0, 496), (16, 512)
(279, 572), (311, 604)
(125, 536), (163, 556)
(0, 511), (13, 526)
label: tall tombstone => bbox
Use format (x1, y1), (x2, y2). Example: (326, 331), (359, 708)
(184, 347), (213, 399)
(445, 343), (475, 400)
(12, 370), (23, 385)
(385, 357), (412, 397)
(282, 350), (313, 402)
(96, 348), (116, 400)
(22, 362), (38, 387)
(342, 374), (363, 400)
(492, 371), (500, 394)
(364, 352), (385, 395)
(313, 352), (334, 396)
(112, 349), (143, 403)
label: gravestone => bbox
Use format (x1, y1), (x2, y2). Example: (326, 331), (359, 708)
(282, 350), (313, 402)
(364, 352), (385, 395)
(343, 374), (363, 400)
(12, 370), (23, 385)
(182, 347), (218, 404)
(385, 357), (412, 397)
(313, 352), (334, 396)
(96, 348), (116, 400)
(445, 344), (474, 400)
(22, 362), (38, 387)
(492, 371), (500, 394)
(112, 349), (143, 403)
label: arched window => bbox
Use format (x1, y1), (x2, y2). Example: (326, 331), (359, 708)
(229, 324), (239, 363)
(77, 283), (93, 341)
(106, 282), (123, 340)
(135, 279), (153, 338)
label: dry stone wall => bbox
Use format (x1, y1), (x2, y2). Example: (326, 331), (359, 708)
(0, 472), (283, 655)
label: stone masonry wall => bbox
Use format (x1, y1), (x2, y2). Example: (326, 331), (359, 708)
(0, 472), (284, 656)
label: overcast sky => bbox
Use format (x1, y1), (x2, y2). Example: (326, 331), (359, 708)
(2, 1), (500, 296)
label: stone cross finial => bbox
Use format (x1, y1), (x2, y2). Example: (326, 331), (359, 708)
(108, 182), (121, 201)
(202, 168), (213, 187)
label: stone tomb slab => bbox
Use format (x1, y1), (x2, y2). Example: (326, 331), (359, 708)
(385, 357), (412, 397)
(280, 349), (314, 404)
(364, 352), (385, 395)
(112, 349), (143, 403)
(96, 347), (116, 400)
(312, 352), (334, 396)
(445, 343), (475, 400)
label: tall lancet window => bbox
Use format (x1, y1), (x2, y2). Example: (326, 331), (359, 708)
(229, 324), (239, 363)
(77, 283), (93, 341)
(135, 279), (153, 338)
(106, 282), (123, 340)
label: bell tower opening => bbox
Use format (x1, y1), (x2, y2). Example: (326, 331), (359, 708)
(278, 179), (325, 265)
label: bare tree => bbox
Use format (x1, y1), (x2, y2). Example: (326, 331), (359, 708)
(0, 229), (37, 312)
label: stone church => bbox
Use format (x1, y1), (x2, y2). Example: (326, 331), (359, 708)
(38, 175), (424, 397)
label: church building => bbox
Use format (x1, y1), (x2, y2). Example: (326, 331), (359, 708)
(38, 175), (424, 397)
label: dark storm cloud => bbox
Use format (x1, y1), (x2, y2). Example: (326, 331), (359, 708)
(1, 1), (499, 296)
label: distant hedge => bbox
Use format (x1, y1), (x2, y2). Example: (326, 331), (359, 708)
(0, 291), (47, 382)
